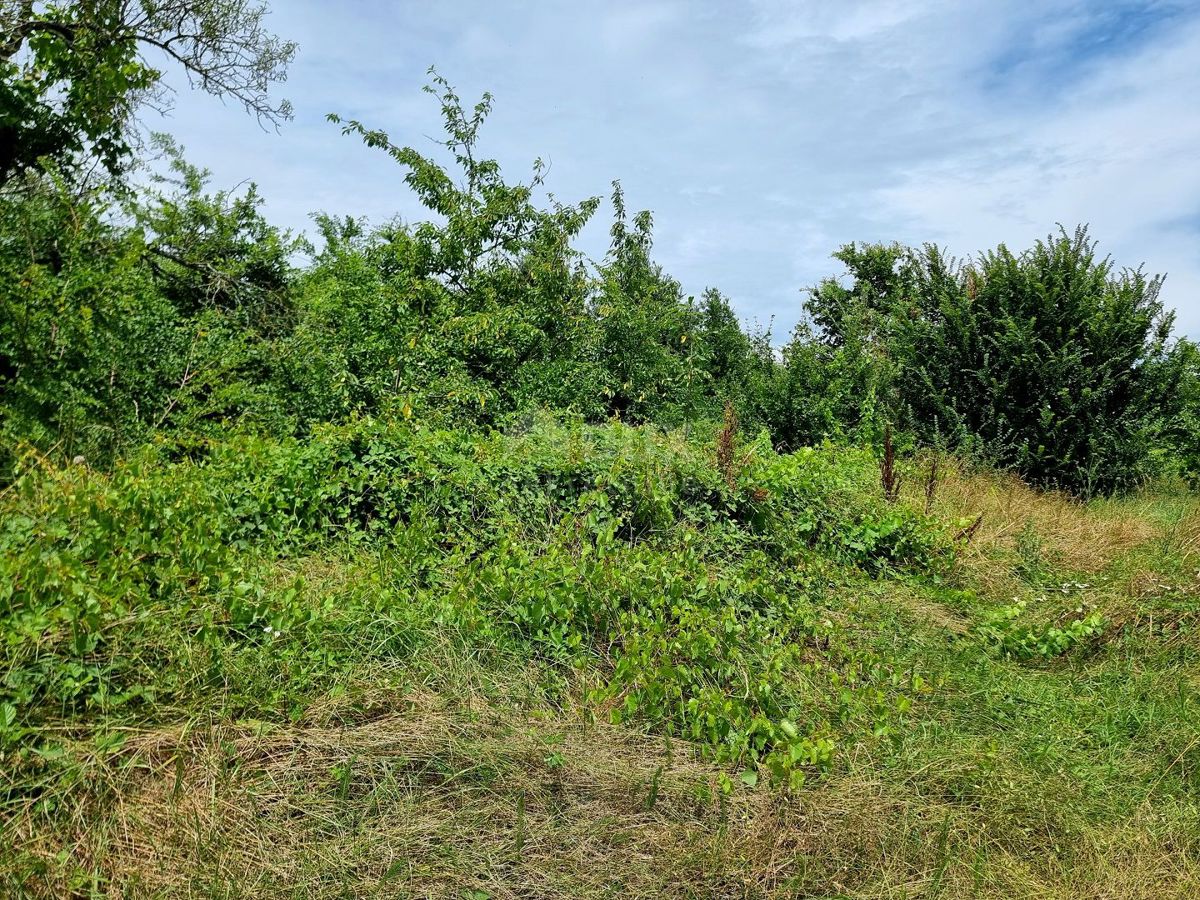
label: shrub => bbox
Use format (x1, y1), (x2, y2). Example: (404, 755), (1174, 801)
(798, 228), (1181, 495)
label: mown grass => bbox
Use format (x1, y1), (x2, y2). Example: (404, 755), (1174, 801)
(1, 423), (1198, 898)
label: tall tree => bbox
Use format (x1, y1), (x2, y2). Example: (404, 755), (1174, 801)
(0, 0), (295, 187)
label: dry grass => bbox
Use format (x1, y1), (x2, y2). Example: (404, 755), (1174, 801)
(903, 458), (1191, 607)
(15, 689), (790, 899)
(9, 680), (1199, 899)
(927, 460), (1158, 572)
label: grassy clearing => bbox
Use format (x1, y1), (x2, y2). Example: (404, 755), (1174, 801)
(2, 422), (1199, 898)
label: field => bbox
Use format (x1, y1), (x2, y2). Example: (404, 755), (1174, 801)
(3, 416), (1197, 899)
(6, 4), (1200, 898)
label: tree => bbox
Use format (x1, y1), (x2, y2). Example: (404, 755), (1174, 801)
(805, 241), (910, 347)
(0, 0), (295, 187)
(591, 181), (695, 422)
(808, 226), (1180, 495)
(324, 70), (603, 422)
(695, 288), (750, 389)
(133, 134), (297, 330)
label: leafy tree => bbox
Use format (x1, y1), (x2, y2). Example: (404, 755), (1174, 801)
(133, 134), (297, 331)
(688, 287), (779, 431)
(591, 181), (696, 422)
(767, 315), (895, 452)
(322, 70), (603, 423)
(694, 288), (750, 390)
(0, 180), (184, 461)
(0, 0), (295, 187)
(910, 227), (1176, 494)
(0, 137), (302, 466)
(805, 227), (1180, 495)
(7, 45), (1188, 502)
(1150, 336), (1200, 483)
(805, 242), (913, 348)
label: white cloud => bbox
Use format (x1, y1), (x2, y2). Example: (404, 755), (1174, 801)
(744, 0), (937, 46)
(155, 0), (1200, 337)
(872, 10), (1200, 325)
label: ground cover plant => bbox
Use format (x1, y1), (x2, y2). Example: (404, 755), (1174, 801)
(2, 8), (1200, 897)
(2, 424), (1198, 898)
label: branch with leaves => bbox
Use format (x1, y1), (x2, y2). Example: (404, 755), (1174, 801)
(0, 0), (296, 187)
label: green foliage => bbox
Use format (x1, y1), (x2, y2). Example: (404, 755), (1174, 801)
(0, 416), (944, 787)
(0, 449), (227, 746)
(589, 182), (698, 422)
(1162, 338), (1200, 482)
(0, 181), (183, 463)
(135, 135), (298, 328)
(1, 0), (295, 187)
(800, 228), (1182, 495)
(0, 159), (295, 466)
(768, 318), (896, 451)
(322, 71), (604, 424)
(10, 64), (1187, 501)
(975, 598), (1106, 661)
(805, 241), (910, 348)
(4, 48), (1200, 899)
(748, 445), (942, 571)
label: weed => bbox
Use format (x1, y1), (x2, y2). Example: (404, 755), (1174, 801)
(880, 423), (901, 504)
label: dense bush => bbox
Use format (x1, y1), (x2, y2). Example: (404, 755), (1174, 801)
(4, 67), (1196, 496)
(0, 154), (301, 470)
(801, 230), (1190, 495)
(0, 183), (189, 465)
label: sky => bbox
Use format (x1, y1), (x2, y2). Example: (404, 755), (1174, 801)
(157, 0), (1200, 338)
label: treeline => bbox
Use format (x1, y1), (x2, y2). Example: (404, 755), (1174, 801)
(2, 56), (1198, 495)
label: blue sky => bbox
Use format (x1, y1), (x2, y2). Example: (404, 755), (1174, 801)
(158, 0), (1200, 337)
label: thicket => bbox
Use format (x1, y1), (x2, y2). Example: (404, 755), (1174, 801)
(804, 237), (1186, 494)
(2, 62), (1195, 494)
(0, 416), (944, 792)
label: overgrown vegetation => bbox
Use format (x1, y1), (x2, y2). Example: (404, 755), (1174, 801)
(4, 54), (1197, 492)
(2, 6), (1199, 897)
(806, 236), (1185, 495)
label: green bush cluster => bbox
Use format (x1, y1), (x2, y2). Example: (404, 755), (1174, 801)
(803, 235), (1189, 495)
(0, 416), (943, 784)
(4, 72), (1197, 495)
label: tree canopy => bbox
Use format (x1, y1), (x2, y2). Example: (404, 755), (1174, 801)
(1, 0), (295, 187)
